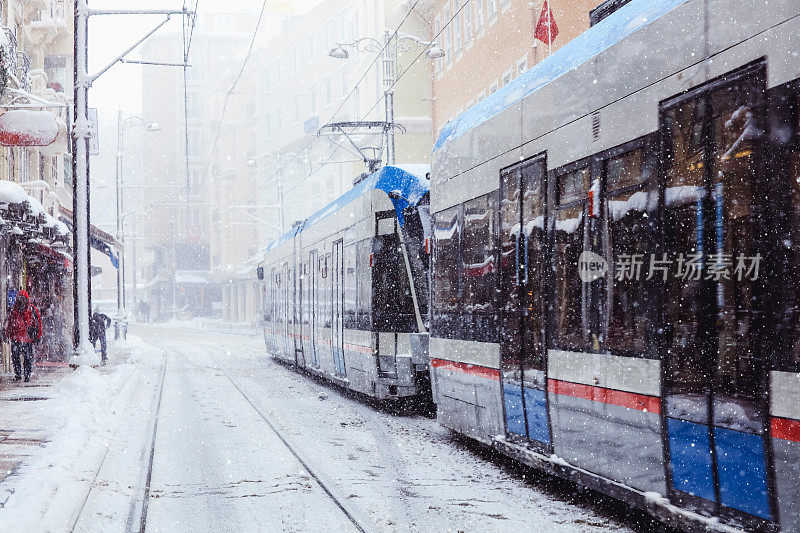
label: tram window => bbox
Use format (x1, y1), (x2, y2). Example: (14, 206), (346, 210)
(356, 239), (372, 330)
(433, 206), (461, 316)
(552, 203), (590, 351)
(605, 148), (653, 353)
(373, 233), (414, 331)
(344, 243), (357, 327)
(558, 167), (590, 205)
(461, 194), (497, 315)
(783, 95), (800, 372)
(710, 80), (762, 430)
(274, 273), (283, 324)
(301, 262), (310, 325)
(662, 100), (709, 419)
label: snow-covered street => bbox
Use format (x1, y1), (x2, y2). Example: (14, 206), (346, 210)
(0, 324), (667, 532)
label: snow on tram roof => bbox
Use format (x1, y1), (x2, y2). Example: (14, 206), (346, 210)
(433, 0), (690, 152)
(264, 164), (430, 253)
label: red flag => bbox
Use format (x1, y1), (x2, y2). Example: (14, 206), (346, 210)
(534, 0), (559, 45)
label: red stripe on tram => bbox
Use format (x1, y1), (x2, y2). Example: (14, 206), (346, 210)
(548, 379), (661, 415)
(771, 417), (800, 443)
(430, 358), (501, 381)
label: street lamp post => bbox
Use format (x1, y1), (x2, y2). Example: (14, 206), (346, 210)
(328, 31), (444, 165)
(115, 112), (160, 339)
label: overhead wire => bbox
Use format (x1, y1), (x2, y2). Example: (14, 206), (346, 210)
(203, 0), (270, 186)
(275, 0), (425, 197)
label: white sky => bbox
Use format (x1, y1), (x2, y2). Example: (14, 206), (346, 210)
(86, 0), (320, 230)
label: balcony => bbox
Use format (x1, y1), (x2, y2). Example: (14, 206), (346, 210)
(25, 0), (69, 47)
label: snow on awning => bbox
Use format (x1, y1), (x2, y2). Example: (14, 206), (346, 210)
(38, 116), (69, 156)
(0, 110), (59, 147)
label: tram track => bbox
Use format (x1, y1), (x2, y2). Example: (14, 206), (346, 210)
(67, 356), (167, 533)
(207, 351), (373, 533)
(130, 356), (168, 533)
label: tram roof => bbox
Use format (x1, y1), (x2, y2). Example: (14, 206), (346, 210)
(264, 164), (430, 253)
(433, 0), (690, 152)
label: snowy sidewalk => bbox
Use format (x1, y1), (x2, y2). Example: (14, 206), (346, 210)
(0, 336), (163, 531)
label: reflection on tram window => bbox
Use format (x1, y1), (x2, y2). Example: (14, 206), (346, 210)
(302, 262), (310, 326)
(274, 273), (283, 325)
(663, 99), (709, 423)
(710, 82), (762, 431)
(320, 257), (331, 328)
(558, 167), (590, 205)
(553, 203), (589, 351)
(433, 206), (461, 320)
(605, 149), (653, 353)
(356, 240), (372, 330)
(662, 77), (766, 432)
(344, 243), (357, 326)
(373, 233), (414, 331)
(784, 95), (800, 372)
(521, 163), (546, 374)
(461, 194), (497, 316)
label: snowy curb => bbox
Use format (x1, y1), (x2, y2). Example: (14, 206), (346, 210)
(0, 363), (142, 531)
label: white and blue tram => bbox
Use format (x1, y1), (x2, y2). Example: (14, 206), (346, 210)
(430, 0), (800, 530)
(259, 165), (431, 401)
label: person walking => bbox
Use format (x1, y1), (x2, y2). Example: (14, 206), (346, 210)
(2, 290), (42, 382)
(90, 307), (111, 363)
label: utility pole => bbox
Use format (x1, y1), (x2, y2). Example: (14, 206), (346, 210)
(68, 1), (193, 366)
(70, 0), (95, 365)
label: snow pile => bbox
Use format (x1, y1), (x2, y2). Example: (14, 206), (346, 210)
(0, 180), (28, 205)
(0, 354), (144, 530)
(115, 334), (165, 365)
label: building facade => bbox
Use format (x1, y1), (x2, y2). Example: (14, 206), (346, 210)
(212, 0), (436, 324)
(0, 0), (76, 372)
(420, 0), (603, 135)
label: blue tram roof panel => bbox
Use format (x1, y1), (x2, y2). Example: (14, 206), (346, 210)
(433, 0), (691, 151)
(264, 164), (430, 253)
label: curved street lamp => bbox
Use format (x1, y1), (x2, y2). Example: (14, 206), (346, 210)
(328, 30), (444, 164)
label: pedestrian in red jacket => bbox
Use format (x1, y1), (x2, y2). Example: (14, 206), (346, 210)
(2, 290), (42, 382)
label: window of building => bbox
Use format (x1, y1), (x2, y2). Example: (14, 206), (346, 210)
(517, 55), (528, 75)
(443, 5), (452, 64)
(475, 0), (485, 31)
(434, 17), (443, 72)
(489, 80), (499, 94)
(453, 1), (462, 54)
(501, 68), (513, 86)
(464, 0), (473, 42)
(275, 59), (283, 85)
(308, 31), (317, 64)
(293, 96), (300, 123)
(310, 85), (317, 114)
(488, 0), (498, 20)
(325, 77), (332, 106)
(290, 46), (299, 75)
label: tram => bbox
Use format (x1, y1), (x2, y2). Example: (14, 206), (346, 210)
(259, 165), (431, 401)
(429, 0), (800, 530)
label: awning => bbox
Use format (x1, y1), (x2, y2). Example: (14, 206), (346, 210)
(33, 242), (73, 269)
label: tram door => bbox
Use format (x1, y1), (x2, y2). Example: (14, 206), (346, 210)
(306, 250), (318, 367)
(332, 239), (346, 376)
(661, 64), (774, 524)
(499, 155), (551, 449)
